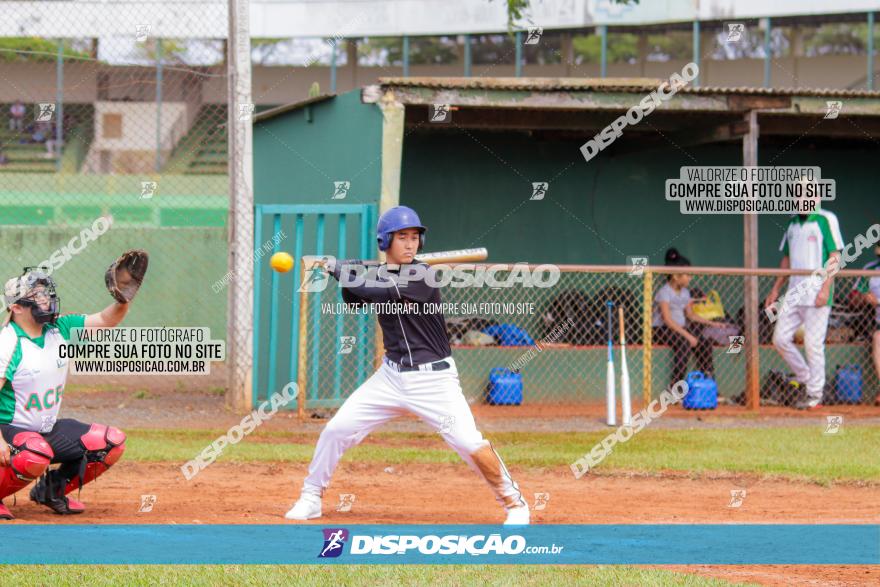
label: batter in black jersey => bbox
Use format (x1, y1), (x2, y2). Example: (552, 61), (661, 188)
(337, 262), (450, 367)
(286, 206), (529, 525)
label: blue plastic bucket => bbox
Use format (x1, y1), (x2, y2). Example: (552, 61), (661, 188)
(683, 371), (718, 410)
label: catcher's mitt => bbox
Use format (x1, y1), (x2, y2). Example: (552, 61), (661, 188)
(105, 250), (149, 303)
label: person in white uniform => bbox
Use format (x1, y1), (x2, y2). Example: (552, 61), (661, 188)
(765, 208), (844, 409)
(285, 206), (529, 525)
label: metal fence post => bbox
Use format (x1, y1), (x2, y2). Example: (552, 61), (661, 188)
(330, 40), (338, 93)
(297, 275), (309, 422)
(333, 214), (347, 400)
(515, 31), (523, 77)
(252, 205), (264, 407)
(288, 213), (305, 399)
(743, 110), (761, 410)
(642, 269), (653, 404)
(463, 34), (472, 77)
(374, 326), (384, 370)
(309, 215), (326, 405)
(155, 38), (163, 172)
(55, 39), (64, 172)
(227, 0), (255, 412)
(402, 35), (410, 77)
(357, 208), (370, 385)
(869, 11), (876, 91)
(266, 213), (282, 399)
(692, 20), (700, 87)
(763, 18), (772, 88)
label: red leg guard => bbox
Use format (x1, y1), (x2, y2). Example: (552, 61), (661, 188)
(63, 424), (126, 495)
(0, 432), (53, 500)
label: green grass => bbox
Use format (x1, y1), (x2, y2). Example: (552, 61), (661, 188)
(0, 565), (753, 586)
(125, 426), (880, 484)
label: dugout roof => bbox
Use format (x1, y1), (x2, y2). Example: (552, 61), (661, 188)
(361, 76), (880, 144)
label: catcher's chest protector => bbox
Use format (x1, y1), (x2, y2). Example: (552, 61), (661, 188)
(0, 322), (71, 432)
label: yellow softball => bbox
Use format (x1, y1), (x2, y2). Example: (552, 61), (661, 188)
(270, 252), (294, 273)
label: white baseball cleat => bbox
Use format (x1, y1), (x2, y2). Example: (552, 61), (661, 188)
(284, 493), (322, 521)
(503, 503), (530, 526)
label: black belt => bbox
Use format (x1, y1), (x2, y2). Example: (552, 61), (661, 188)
(384, 357), (451, 372)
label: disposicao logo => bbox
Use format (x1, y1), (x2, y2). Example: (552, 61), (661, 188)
(319, 528), (349, 558)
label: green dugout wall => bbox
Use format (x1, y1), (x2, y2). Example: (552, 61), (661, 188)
(252, 88), (879, 271)
(253, 91), (383, 207)
(400, 132), (879, 269)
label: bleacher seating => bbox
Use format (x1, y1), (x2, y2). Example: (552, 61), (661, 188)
(0, 103), (94, 173)
(165, 105), (228, 175)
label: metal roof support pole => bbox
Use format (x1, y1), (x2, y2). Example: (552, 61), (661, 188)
(402, 35), (410, 77)
(868, 12), (875, 91)
(599, 25), (608, 78)
(763, 18), (772, 88)
(330, 40), (337, 93)
(515, 31), (523, 77)
(347, 39), (358, 90)
(742, 109), (761, 411)
(562, 31), (573, 76)
(692, 20), (700, 87)
(55, 39), (64, 172)
(464, 34), (472, 77)
(637, 32), (647, 77)
(378, 93), (404, 232)
(791, 25), (803, 84)
(155, 38), (163, 172)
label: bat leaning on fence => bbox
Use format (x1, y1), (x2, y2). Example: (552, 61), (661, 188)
(619, 306), (632, 426)
(606, 300), (616, 426)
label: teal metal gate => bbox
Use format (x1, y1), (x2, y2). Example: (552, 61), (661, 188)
(253, 203), (377, 408)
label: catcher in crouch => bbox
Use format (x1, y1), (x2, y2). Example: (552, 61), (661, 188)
(0, 250), (148, 519)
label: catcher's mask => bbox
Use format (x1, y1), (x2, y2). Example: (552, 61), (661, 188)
(4, 268), (61, 324)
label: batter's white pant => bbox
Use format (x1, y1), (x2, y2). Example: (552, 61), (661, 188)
(772, 305), (831, 401)
(301, 357), (523, 508)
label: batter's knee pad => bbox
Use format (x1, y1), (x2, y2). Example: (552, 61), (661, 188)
(64, 424), (126, 495)
(0, 432), (53, 499)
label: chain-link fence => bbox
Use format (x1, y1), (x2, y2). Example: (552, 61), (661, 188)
(6, 4), (878, 413)
(298, 263), (880, 411)
(0, 3), (241, 390)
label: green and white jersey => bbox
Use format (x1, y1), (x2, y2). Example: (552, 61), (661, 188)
(0, 314), (85, 432)
(779, 211), (844, 307)
(854, 259), (880, 324)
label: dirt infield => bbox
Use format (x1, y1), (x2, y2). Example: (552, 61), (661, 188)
(4, 461), (878, 586)
(64, 374), (880, 434)
(44, 377), (880, 585)
(7, 462), (878, 525)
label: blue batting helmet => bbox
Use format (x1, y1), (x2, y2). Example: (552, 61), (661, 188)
(376, 206), (426, 251)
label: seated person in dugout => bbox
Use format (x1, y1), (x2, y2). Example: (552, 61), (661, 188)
(652, 248), (727, 387)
